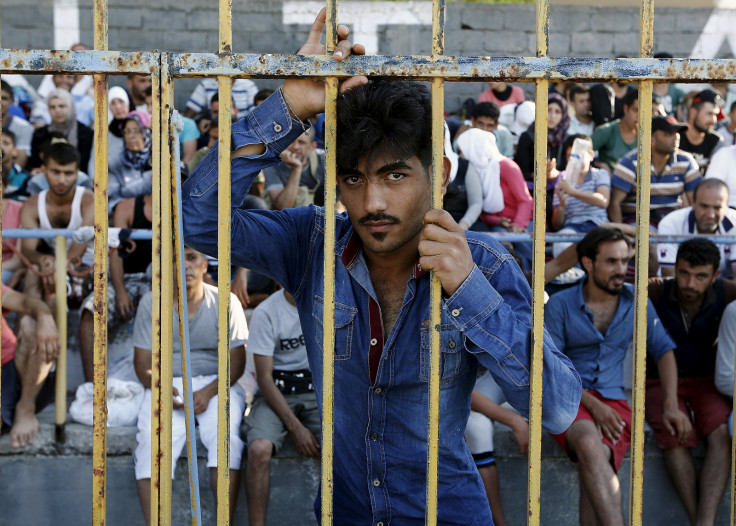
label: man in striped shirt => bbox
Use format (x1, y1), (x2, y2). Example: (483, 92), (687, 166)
(608, 116), (701, 274)
(609, 116), (701, 228)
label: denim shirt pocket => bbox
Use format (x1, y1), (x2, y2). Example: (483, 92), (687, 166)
(420, 323), (467, 383)
(313, 296), (358, 361)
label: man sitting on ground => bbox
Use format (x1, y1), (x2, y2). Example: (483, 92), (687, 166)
(546, 227), (686, 526)
(245, 288), (320, 526)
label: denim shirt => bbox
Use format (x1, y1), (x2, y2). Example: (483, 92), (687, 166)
(182, 89), (582, 525)
(545, 280), (674, 400)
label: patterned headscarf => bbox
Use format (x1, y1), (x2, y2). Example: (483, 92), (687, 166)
(47, 88), (79, 148)
(120, 110), (153, 171)
(547, 91), (570, 150)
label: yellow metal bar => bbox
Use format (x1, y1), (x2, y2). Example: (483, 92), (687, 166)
(527, 78), (548, 526)
(629, 1), (654, 524)
(528, 0), (549, 523)
(321, 76), (338, 526)
(426, 2), (445, 524)
(158, 56), (175, 526)
(321, 4), (338, 524)
(216, 75), (233, 526)
(732, 314), (736, 525)
(217, 2), (233, 523)
(53, 236), (68, 429)
(426, 77), (444, 526)
(92, 0), (109, 523)
(629, 80), (652, 526)
(0, 6), (3, 451)
(150, 66), (163, 526)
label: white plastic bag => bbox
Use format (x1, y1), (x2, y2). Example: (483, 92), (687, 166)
(69, 378), (144, 427)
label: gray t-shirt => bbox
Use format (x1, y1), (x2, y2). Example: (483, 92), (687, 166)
(133, 283), (249, 377)
(248, 289), (309, 372)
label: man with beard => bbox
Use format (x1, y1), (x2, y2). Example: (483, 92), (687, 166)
(657, 179), (736, 280)
(679, 89), (723, 174)
(646, 239), (736, 526)
(545, 227), (686, 526)
(126, 73), (152, 112)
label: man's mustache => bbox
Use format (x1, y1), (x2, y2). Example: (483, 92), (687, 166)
(359, 213), (400, 225)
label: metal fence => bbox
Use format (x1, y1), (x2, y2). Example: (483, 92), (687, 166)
(2, 0), (736, 525)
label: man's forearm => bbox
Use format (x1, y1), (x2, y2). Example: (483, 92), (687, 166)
(271, 167), (302, 211)
(258, 378), (303, 432)
(656, 350), (681, 409)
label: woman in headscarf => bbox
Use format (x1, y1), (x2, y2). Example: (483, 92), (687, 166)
(87, 86), (130, 178)
(108, 110), (153, 212)
(456, 127), (534, 271)
(513, 91), (571, 227)
(29, 88), (93, 171)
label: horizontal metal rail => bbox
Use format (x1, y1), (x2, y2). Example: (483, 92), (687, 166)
(3, 50), (736, 82)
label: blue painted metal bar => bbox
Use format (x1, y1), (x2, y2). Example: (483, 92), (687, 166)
(2, 229), (153, 239)
(171, 112), (203, 526)
(0, 49), (156, 74)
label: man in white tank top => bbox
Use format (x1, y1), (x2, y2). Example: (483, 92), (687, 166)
(20, 142), (94, 305)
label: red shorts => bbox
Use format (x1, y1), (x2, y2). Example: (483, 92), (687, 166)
(551, 390), (632, 472)
(645, 377), (731, 449)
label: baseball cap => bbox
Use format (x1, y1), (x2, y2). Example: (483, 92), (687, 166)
(691, 89), (721, 106)
(651, 116), (688, 134)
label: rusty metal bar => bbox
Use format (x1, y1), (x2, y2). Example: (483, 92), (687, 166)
(629, 1), (654, 524)
(0, 0), (4, 456)
(216, 75), (233, 526)
(165, 53), (736, 81)
(3, 50), (736, 83)
(53, 237), (68, 437)
(159, 54), (175, 526)
(528, 0), (549, 523)
(91, 0), (109, 523)
(426, 2), (445, 525)
(320, 4), (338, 524)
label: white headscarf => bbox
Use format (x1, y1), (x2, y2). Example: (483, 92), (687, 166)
(455, 128), (505, 214)
(443, 121), (459, 183)
(108, 86), (130, 122)
(47, 88), (79, 148)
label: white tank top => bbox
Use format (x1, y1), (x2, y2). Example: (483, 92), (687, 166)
(38, 186), (94, 266)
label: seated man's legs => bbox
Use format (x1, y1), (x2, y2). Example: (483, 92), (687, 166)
(4, 315), (55, 448)
(134, 382), (189, 526)
(244, 391), (320, 526)
(552, 392), (631, 526)
(646, 377), (731, 526)
(194, 376), (246, 522)
(80, 273), (150, 382)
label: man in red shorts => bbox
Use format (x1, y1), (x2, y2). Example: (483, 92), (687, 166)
(647, 238), (736, 526)
(545, 227), (690, 526)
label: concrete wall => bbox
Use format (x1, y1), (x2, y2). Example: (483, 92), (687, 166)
(0, 1), (730, 111)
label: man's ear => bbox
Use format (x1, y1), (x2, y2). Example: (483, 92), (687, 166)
(441, 155), (451, 196)
(581, 255), (593, 275)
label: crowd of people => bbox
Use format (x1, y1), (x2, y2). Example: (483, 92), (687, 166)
(2, 32), (736, 525)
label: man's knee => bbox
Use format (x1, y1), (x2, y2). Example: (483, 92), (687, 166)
(568, 423), (608, 464)
(248, 439), (275, 467)
(707, 423), (731, 448)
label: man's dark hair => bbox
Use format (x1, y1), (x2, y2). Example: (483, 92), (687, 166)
(562, 133), (592, 154)
(0, 80), (12, 97)
(693, 178), (729, 201)
(622, 88), (639, 109)
(576, 226), (630, 268)
(676, 238), (720, 271)
(730, 100), (736, 114)
(2, 128), (17, 146)
(470, 101), (500, 121)
(568, 84), (590, 101)
(336, 80), (433, 172)
(254, 89), (274, 105)
(43, 141), (80, 168)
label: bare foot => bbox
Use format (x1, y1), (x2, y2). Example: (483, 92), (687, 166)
(10, 406), (38, 448)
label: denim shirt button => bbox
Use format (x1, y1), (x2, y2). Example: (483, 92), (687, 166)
(373, 479), (381, 487)
(370, 338), (378, 346)
(449, 340), (456, 349)
(377, 522), (384, 526)
(451, 308), (461, 317)
(273, 122), (282, 133)
(371, 433), (378, 441)
(374, 387), (382, 394)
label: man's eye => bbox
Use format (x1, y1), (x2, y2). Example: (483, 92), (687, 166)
(387, 173), (406, 181)
(343, 176), (362, 186)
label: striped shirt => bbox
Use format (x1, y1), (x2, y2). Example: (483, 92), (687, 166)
(612, 149), (701, 220)
(185, 78), (259, 115)
(553, 167), (610, 227)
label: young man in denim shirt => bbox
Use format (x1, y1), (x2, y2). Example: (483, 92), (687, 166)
(182, 9), (581, 524)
